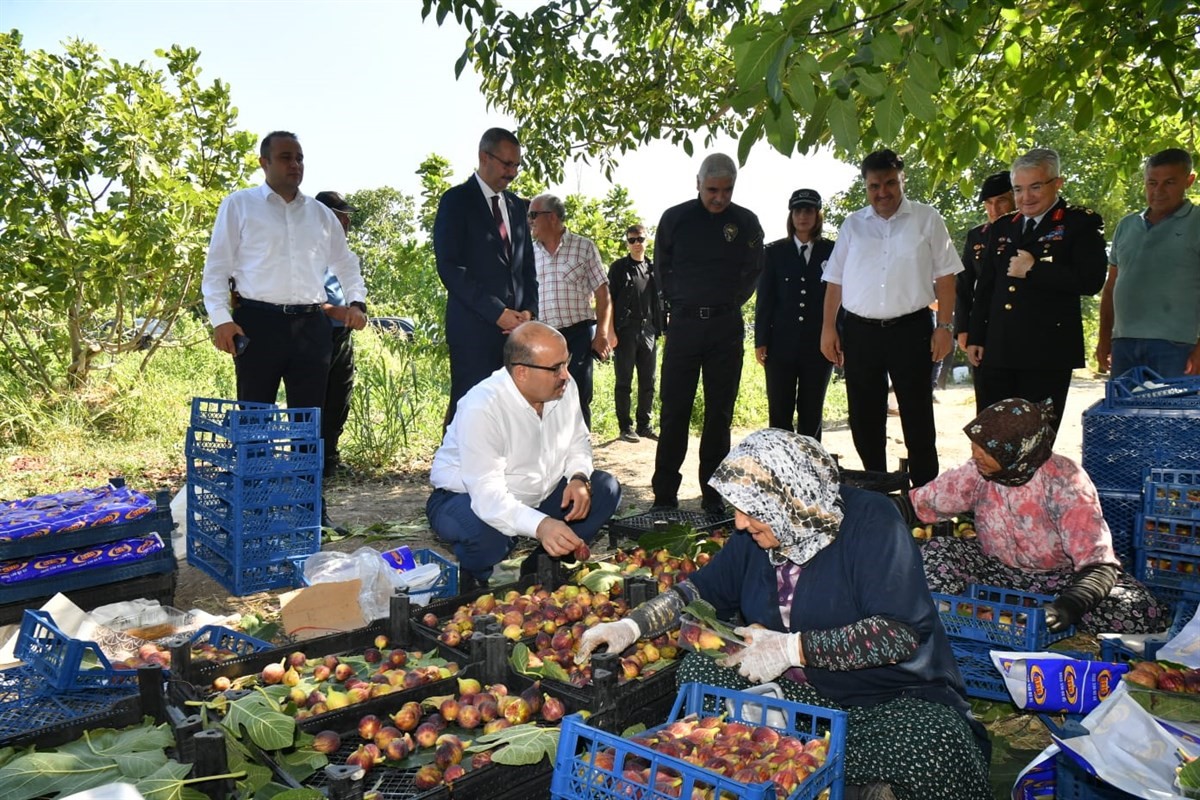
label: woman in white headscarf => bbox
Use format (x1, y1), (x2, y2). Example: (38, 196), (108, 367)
(577, 429), (990, 800)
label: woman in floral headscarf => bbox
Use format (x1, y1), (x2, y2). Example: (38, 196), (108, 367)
(897, 397), (1167, 634)
(577, 429), (991, 800)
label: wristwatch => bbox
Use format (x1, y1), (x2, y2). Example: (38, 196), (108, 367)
(936, 322), (954, 332)
(569, 472), (592, 491)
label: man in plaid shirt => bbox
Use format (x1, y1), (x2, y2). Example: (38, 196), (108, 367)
(529, 193), (615, 429)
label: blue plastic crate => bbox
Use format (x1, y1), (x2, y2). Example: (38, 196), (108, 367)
(948, 639), (1011, 702)
(1054, 750), (1139, 799)
(1136, 549), (1200, 597)
(412, 548), (459, 600)
(1098, 490), (1141, 569)
(550, 682), (848, 800)
(14, 610), (139, 693)
(188, 513), (320, 567)
(1136, 514), (1200, 555)
(1144, 468), (1200, 520)
(188, 482), (320, 537)
(1082, 402), (1200, 493)
(188, 625), (272, 656)
(932, 584), (1073, 650)
(188, 463), (321, 507)
(0, 664), (139, 745)
(190, 397), (320, 442)
(1104, 367), (1200, 411)
(187, 535), (304, 596)
(186, 429), (323, 477)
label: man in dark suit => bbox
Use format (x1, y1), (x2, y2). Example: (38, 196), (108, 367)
(955, 172), (1014, 411)
(967, 148), (1108, 429)
(434, 128), (539, 420)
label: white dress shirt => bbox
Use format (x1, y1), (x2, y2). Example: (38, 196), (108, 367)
(429, 367), (593, 538)
(201, 184), (366, 327)
(475, 173), (512, 237)
(823, 197), (960, 319)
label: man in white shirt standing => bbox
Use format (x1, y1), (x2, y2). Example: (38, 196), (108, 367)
(201, 131), (367, 410)
(528, 193), (615, 430)
(426, 322), (622, 588)
(820, 149), (960, 487)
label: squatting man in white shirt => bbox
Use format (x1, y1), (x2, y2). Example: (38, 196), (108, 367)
(425, 322), (622, 589)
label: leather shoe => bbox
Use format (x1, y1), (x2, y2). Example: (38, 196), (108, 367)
(701, 499), (728, 517)
(649, 499), (678, 513)
(320, 507), (350, 537)
(459, 571), (490, 593)
(619, 428), (640, 443)
(636, 428), (659, 441)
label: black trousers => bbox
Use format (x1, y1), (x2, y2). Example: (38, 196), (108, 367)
(232, 305), (332, 412)
(842, 311), (938, 487)
(974, 365), (1072, 432)
(764, 348), (833, 440)
(561, 320), (596, 430)
(613, 320), (657, 432)
(652, 313), (743, 506)
(322, 325), (355, 467)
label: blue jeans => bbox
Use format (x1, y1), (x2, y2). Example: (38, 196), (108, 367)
(1111, 338), (1193, 379)
(426, 471), (622, 581)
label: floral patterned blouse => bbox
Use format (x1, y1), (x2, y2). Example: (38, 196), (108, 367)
(909, 454), (1119, 572)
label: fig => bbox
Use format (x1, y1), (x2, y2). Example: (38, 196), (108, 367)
(483, 718), (512, 734)
(260, 662), (285, 685)
(471, 750), (494, 769)
(374, 634), (390, 650)
(312, 730), (341, 754)
(385, 734), (411, 762)
(458, 677), (482, 696)
(489, 683), (509, 697)
(346, 743), (379, 772)
(574, 542), (590, 562)
(363, 647), (382, 664)
(415, 722), (439, 748)
(476, 699), (499, 722)
(458, 703), (482, 729)
(311, 664), (331, 683)
(440, 698), (460, 722)
(288, 651), (307, 669)
(358, 714), (382, 741)
(212, 676), (232, 691)
(520, 683), (544, 714)
(388, 649), (408, 668)
(392, 703), (421, 731)
(323, 654), (340, 670)
(503, 698), (532, 724)
(422, 612), (439, 627)
(283, 666), (301, 687)
(413, 765), (443, 790)
(374, 726), (401, 750)
(1159, 671), (1186, 692)
(541, 696), (566, 722)
(443, 763), (466, 783)
(439, 629), (463, 647)
(435, 739), (464, 768)
(289, 686), (309, 707)
(502, 624), (523, 641)
(334, 663), (356, 682)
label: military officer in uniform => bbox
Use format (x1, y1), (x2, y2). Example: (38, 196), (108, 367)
(967, 148), (1108, 429)
(651, 153), (764, 515)
(956, 172), (1014, 412)
(754, 188), (836, 438)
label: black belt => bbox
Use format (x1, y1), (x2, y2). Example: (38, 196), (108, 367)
(238, 298), (323, 315)
(844, 309), (928, 327)
(675, 304), (735, 320)
(558, 319), (595, 333)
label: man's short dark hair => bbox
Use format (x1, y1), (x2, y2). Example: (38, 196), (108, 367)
(860, 149), (903, 178)
(1147, 148), (1194, 172)
(260, 131), (298, 159)
(480, 128), (520, 153)
(625, 224), (646, 236)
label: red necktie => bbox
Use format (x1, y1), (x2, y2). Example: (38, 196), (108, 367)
(491, 194), (512, 260)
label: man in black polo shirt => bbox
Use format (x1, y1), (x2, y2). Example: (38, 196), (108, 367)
(651, 154), (764, 514)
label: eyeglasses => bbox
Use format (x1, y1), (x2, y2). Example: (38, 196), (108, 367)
(484, 151), (521, 171)
(528, 210), (556, 220)
(627, 237), (646, 244)
(515, 361), (569, 374)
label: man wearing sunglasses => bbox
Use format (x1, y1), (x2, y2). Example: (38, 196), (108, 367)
(434, 127), (539, 422)
(427, 322), (621, 589)
(608, 223), (663, 443)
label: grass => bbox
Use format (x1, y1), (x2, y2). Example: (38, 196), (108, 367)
(1, 326), (845, 499)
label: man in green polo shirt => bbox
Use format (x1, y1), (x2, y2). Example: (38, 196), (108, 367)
(1097, 148), (1200, 378)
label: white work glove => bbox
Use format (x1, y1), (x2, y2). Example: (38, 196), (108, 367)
(721, 627), (804, 684)
(574, 618), (640, 664)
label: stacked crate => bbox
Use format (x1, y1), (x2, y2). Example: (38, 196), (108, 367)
(1083, 368), (1200, 569)
(1132, 467), (1200, 614)
(185, 398), (322, 595)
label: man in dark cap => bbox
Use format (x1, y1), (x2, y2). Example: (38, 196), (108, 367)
(956, 172), (1014, 411)
(314, 191), (360, 486)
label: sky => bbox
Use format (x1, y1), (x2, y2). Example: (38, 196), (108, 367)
(2, 0), (858, 232)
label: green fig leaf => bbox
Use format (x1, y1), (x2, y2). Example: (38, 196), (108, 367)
(472, 723), (560, 765)
(223, 691), (297, 750)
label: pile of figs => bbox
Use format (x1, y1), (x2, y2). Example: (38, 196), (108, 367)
(583, 713), (831, 798)
(425, 584), (631, 646)
(310, 677), (564, 788)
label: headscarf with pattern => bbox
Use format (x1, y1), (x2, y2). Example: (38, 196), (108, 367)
(963, 397), (1057, 487)
(707, 429), (845, 566)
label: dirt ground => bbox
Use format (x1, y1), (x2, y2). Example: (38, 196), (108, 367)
(173, 374), (1107, 614)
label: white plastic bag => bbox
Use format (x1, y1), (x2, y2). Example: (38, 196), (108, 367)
(303, 548), (395, 622)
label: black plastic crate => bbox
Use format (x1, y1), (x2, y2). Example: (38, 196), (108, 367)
(607, 508), (733, 544)
(0, 567), (176, 626)
(839, 467), (910, 494)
